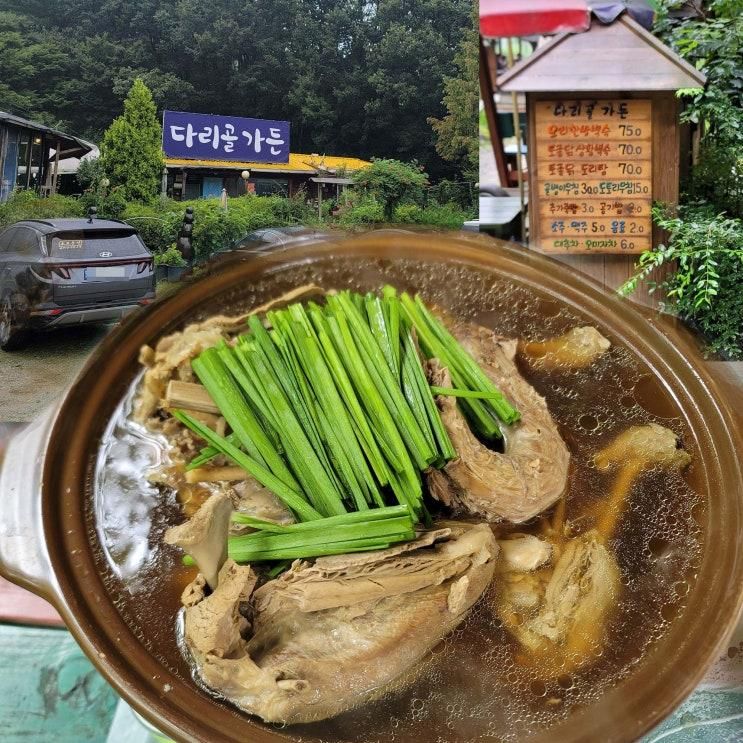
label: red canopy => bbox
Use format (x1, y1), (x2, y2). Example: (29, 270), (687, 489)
(480, 0), (590, 38)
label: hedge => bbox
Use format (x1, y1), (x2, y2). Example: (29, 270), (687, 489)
(0, 189), (472, 261)
(122, 195), (316, 260)
(0, 190), (314, 261)
(0, 190), (83, 227)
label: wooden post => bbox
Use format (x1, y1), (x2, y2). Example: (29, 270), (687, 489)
(479, 37), (511, 188)
(317, 181), (322, 221)
(504, 39), (526, 242)
(51, 140), (60, 195)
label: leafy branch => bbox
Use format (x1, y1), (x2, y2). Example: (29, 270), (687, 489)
(619, 205), (743, 311)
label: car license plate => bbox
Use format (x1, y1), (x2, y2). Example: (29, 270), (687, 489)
(85, 266), (126, 279)
(57, 239), (84, 250)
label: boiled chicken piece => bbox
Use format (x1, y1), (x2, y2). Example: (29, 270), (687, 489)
(496, 531), (620, 675)
(521, 326), (611, 369)
(496, 533), (552, 573)
(426, 321), (570, 522)
(494, 423), (690, 674)
(181, 522), (498, 723)
(165, 491), (232, 589)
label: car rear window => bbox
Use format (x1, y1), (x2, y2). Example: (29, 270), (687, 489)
(48, 230), (149, 258)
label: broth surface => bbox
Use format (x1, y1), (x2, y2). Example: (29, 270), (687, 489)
(93, 256), (704, 741)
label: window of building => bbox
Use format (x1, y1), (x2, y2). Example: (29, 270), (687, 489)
(184, 177), (202, 200)
(29, 135), (44, 190)
(15, 131), (31, 189)
(253, 178), (288, 197)
(0, 128), (19, 202)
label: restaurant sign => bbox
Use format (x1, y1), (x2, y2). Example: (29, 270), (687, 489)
(533, 98), (652, 254)
(162, 110), (290, 163)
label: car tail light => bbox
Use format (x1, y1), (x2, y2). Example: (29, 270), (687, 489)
(136, 259), (153, 274)
(50, 266), (71, 280)
(32, 264), (71, 280)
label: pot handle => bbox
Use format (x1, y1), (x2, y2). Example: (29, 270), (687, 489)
(0, 410), (58, 602)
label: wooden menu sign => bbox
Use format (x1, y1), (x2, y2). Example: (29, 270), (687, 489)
(533, 98), (653, 254)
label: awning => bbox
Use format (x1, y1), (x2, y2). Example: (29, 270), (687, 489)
(310, 177), (354, 185)
(480, 0), (590, 37)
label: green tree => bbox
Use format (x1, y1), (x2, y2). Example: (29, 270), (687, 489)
(654, 0), (743, 216)
(428, 5), (478, 181)
(622, 1), (743, 358)
(99, 79), (164, 203)
(353, 159), (429, 220)
(1, 0), (471, 176)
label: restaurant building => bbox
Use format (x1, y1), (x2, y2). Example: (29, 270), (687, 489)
(0, 111), (94, 202)
(163, 152), (371, 201)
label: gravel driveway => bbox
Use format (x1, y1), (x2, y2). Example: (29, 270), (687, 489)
(0, 325), (109, 423)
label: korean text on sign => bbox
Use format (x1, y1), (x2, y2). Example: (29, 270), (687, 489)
(162, 111), (290, 163)
(534, 98), (653, 254)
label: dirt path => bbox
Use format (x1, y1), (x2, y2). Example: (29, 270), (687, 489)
(0, 326), (109, 423)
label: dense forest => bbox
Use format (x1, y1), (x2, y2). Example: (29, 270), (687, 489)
(0, 0), (475, 179)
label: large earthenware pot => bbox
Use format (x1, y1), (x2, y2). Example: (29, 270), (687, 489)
(1, 232), (741, 742)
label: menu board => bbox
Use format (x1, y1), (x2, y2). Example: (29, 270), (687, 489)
(533, 98), (652, 254)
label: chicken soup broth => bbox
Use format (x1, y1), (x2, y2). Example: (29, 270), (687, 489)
(93, 255), (704, 741)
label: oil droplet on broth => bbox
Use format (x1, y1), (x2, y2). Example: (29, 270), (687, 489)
(90, 256), (704, 743)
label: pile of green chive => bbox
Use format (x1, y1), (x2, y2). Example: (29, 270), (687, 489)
(174, 286), (519, 564)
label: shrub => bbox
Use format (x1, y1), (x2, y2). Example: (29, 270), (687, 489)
(419, 203), (471, 228)
(76, 157), (103, 191)
(393, 201), (470, 229)
(336, 196), (384, 225)
(622, 2), (743, 358)
(80, 187), (128, 220)
(0, 189), (82, 228)
(353, 159), (428, 220)
(427, 178), (476, 210)
(124, 195), (314, 261)
(687, 140), (743, 218)
(154, 244), (187, 267)
(620, 205), (743, 359)
(123, 201), (182, 255)
(393, 204), (423, 224)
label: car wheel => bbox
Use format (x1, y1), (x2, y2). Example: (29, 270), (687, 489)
(0, 293), (30, 351)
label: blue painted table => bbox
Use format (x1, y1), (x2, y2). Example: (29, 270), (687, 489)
(1, 618), (741, 742)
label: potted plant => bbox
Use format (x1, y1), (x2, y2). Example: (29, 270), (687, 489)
(154, 244), (188, 282)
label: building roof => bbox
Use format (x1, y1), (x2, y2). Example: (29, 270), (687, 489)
(498, 14), (706, 92)
(0, 111), (95, 159)
(165, 152), (372, 174)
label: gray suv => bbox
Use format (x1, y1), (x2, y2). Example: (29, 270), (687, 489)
(0, 218), (155, 350)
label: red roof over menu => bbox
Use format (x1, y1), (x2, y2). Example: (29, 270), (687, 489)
(480, 0), (590, 38)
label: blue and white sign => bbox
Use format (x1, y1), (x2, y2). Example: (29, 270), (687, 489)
(162, 110), (290, 163)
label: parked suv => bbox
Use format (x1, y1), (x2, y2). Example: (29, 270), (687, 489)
(0, 218), (155, 350)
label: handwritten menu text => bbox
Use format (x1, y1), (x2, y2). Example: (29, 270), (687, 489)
(534, 99), (652, 254)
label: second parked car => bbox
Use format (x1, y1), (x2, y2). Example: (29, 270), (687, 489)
(0, 217), (155, 350)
